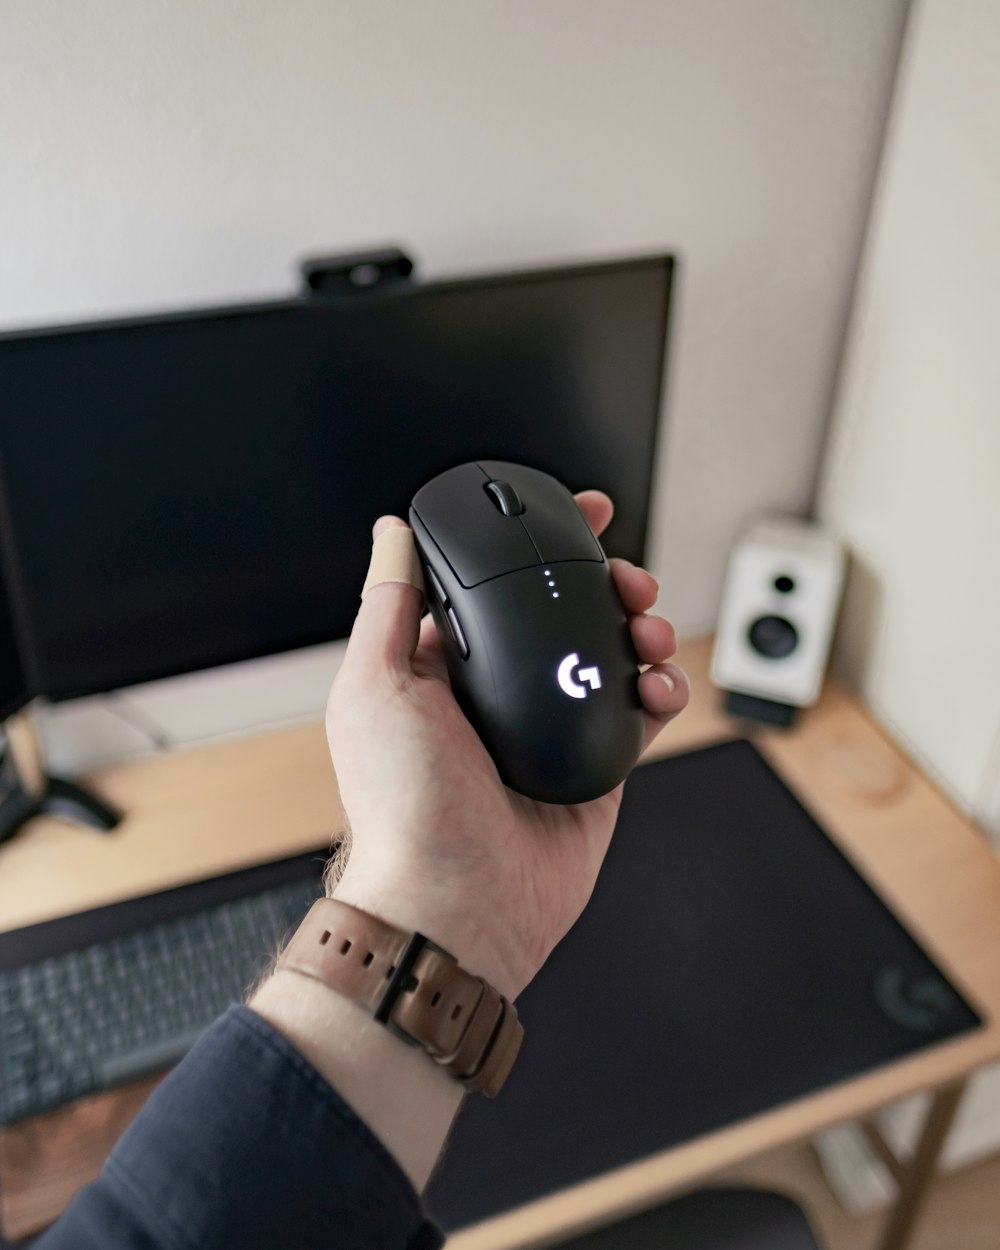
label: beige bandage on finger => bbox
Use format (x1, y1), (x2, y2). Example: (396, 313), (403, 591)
(361, 525), (426, 598)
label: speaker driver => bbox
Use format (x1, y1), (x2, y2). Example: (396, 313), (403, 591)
(747, 614), (799, 659)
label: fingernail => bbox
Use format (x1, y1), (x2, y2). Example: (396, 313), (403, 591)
(659, 670), (675, 693)
(372, 516), (394, 540)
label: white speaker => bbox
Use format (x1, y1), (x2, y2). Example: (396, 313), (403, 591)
(711, 516), (845, 724)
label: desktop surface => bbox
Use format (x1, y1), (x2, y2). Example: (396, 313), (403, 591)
(426, 738), (981, 1231)
(4, 638), (1000, 1249)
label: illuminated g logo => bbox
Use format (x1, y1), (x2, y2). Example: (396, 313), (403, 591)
(557, 653), (603, 700)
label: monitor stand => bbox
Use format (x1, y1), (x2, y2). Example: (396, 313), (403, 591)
(0, 710), (120, 846)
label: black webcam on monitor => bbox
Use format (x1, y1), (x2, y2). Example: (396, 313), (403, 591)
(299, 246), (416, 296)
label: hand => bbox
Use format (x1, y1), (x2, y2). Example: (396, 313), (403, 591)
(326, 491), (688, 1001)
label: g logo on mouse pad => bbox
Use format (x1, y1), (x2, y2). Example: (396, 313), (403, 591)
(875, 965), (959, 1031)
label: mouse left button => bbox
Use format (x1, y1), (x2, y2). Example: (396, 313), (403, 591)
(411, 463), (539, 586)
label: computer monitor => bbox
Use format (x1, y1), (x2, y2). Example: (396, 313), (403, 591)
(0, 253), (674, 704)
(0, 531), (35, 842)
(0, 572), (29, 723)
(0, 480), (30, 721)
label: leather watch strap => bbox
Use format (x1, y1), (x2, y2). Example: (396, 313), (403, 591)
(277, 898), (523, 1097)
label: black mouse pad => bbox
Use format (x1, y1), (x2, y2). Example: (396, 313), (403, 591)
(426, 738), (983, 1231)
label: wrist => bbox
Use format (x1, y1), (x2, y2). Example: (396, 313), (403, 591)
(265, 894), (524, 1100)
(331, 861), (532, 1003)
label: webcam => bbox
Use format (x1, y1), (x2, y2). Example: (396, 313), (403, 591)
(299, 246), (416, 296)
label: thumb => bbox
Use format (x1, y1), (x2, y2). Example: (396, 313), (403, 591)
(344, 516), (426, 675)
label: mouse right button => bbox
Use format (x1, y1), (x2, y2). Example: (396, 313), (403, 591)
(479, 460), (602, 565)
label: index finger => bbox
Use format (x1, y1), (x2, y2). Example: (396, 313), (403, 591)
(574, 489), (613, 538)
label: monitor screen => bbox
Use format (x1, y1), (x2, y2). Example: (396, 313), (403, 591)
(0, 255), (673, 702)
(0, 566), (29, 722)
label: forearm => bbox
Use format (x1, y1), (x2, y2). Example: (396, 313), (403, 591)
(37, 1006), (442, 1250)
(250, 861), (529, 1192)
(250, 968), (464, 1192)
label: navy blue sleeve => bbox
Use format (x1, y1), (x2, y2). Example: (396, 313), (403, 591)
(35, 1005), (444, 1250)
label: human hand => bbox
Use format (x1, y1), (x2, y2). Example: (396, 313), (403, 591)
(326, 491), (688, 1001)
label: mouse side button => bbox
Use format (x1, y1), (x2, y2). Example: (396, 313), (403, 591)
(445, 605), (470, 659)
(425, 564), (449, 606)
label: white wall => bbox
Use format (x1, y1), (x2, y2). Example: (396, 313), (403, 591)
(0, 0), (909, 764)
(815, 0), (1000, 1196)
(817, 0), (1000, 840)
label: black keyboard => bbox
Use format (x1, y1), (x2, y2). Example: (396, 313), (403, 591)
(0, 850), (325, 1126)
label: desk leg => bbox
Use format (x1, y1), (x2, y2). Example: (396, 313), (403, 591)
(875, 1079), (966, 1250)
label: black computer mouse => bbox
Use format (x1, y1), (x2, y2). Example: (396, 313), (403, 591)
(409, 460), (644, 804)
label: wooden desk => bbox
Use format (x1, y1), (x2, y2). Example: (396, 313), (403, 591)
(2, 636), (1000, 1249)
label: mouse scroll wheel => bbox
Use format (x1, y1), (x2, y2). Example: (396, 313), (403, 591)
(484, 479), (525, 517)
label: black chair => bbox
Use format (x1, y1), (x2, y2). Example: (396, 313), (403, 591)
(549, 1187), (825, 1249)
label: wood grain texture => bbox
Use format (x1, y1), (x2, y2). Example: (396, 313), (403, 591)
(709, 1137), (1000, 1250)
(0, 721), (344, 931)
(0, 1076), (162, 1241)
(1, 636), (999, 1248)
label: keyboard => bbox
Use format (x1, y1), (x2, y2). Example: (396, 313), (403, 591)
(0, 851), (325, 1126)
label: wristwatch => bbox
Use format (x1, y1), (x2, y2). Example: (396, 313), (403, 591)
(277, 898), (524, 1096)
